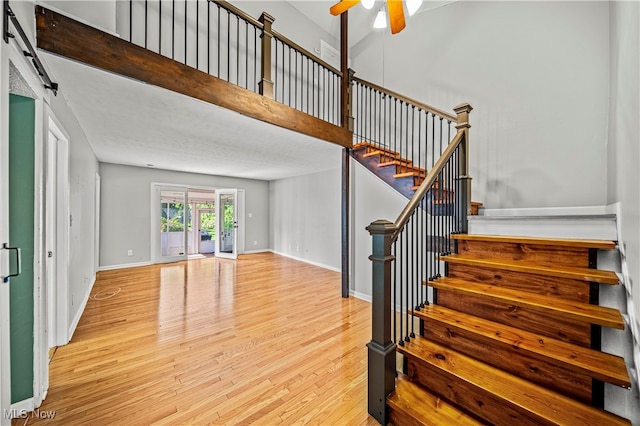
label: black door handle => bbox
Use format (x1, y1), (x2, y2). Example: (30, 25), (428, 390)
(3, 243), (21, 283)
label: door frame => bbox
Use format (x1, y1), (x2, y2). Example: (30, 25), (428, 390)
(44, 109), (70, 348)
(151, 184), (189, 264)
(215, 189), (238, 260)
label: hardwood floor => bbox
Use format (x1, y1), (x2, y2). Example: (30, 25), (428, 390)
(21, 253), (378, 425)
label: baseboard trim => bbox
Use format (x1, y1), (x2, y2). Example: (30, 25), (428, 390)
(242, 249), (271, 255)
(67, 274), (96, 342)
(349, 290), (371, 303)
(478, 205), (612, 218)
(9, 397), (34, 418)
(98, 261), (152, 271)
(270, 250), (341, 273)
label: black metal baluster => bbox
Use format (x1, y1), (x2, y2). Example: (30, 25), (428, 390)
(129, 0), (133, 42)
(392, 100), (396, 156)
(411, 214), (416, 337)
(245, 22), (248, 89)
(144, 0), (147, 48)
(172, 0), (175, 59)
(216, 5), (220, 76)
(448, 152), (453, 253)
(404, 220), (409, 343)
(324, 68), (328, 120)
(235, 16), (239, 84)
(439, 117), (444, 156)
(288, 46), (291, 106)
(399, 229), (404, 346)
(400, 101), (405, 172)
(184, 0), (187, 64)
(253, 26), (257, 91)
(159, 0), (161, 54)
(226, 11), (230, 79)
(305, 58), (309, 113)
(438, 169), (443, 279)
(207, 2), (210, 73)
(196, 0), (199, 69)
(422, 188), (426, 306)
(393, 240), (397, 346)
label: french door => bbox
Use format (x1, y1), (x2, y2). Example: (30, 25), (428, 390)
(153, 185), (188, 264)
(215, 189), (238, 259)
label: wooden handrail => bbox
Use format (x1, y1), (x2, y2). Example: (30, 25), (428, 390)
(210, 0), (263, 30)
(352, 75), (457, 122)
(392, 129), (465, 240)
(271, 29), (342, 77)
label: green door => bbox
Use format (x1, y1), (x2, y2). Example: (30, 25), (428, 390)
(8, 93), (35, 403)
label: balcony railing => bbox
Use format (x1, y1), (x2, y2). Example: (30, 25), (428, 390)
(119, 0), (341, 127)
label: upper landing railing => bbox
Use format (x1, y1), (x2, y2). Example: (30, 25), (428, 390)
(121, 0), (342, 127)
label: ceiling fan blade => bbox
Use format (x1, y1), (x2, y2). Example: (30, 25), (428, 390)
(329, 0), (360, 16)
(386, 0), (406, 34)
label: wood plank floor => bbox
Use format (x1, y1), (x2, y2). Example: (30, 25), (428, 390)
(19, 253), (378, 425)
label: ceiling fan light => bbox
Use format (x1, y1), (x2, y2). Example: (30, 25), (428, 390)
(373, 8), (387, 28)
(407, 0), (423, 16)
(361, 0), (375, 10)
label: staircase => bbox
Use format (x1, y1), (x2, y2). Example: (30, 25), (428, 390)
(388, 234), (632, 425)
(351, 141), (482, 215)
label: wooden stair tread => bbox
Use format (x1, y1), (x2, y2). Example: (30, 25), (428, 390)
(378, 159), (413, 168)
(429, 277), (625, 329)
(363, 150), (401, 159)
(398, 336), (631, 426)
(394, 170), (427, 179)
(451, 234), (616, 250)
(415, 304), (631, 388)
(388, 375), (485, 425)
(443, 254), (619, 284)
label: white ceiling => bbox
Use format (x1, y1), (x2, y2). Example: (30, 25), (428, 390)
(42, 52), (343, 181)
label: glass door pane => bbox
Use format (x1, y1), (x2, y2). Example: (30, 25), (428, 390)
(157, 187), (188, 263)
(215, 189), (237, 259)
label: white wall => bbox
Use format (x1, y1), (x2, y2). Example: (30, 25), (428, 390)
(351, 1), (609, 209)
(269, 167), (341, 270)
(607, 1), (640, 416)
(99, 163), (270, 268)
(268, 158), (430, 301)
(351, 159), (407, 299)
(41, 1), (117, 33)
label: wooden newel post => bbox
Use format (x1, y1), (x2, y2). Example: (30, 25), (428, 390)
(258, 12), (274, 98)
(454, 102), (473, 233)
(366, 220), (397, 425)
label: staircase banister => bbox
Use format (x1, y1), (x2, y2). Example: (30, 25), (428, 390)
(210, 0), (264, 30)
(271, 29), (342, 77)
(391, 129), (465, 241)
(352, 76), (457, 122)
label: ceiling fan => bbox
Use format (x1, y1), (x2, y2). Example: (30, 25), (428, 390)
(330, 0), (407, 34)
